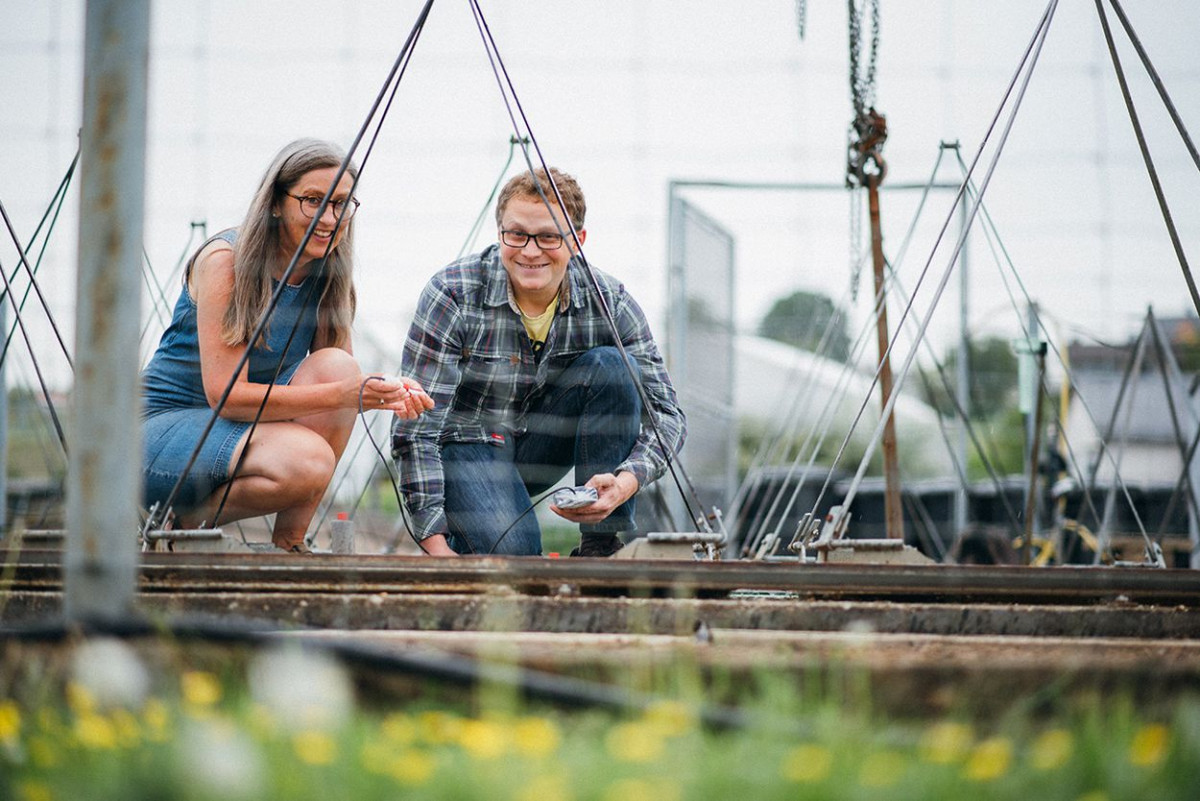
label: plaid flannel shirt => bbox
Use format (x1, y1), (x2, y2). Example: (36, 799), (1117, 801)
(392, 244), (686, 540)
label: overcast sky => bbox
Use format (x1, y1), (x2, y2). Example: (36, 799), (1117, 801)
(2, 0), (1199, 394)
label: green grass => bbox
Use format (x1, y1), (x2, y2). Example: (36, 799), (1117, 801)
(2, 637), (1199, 801)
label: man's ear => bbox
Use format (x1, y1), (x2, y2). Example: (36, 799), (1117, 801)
(572, 228), (587, 250)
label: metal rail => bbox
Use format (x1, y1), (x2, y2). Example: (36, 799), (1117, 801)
(4, 550), (1200, 606)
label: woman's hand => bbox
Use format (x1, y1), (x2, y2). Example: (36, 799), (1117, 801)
(360, 374), (436, 419)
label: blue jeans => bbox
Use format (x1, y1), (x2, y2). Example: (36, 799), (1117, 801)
(442, 346), (641, 555)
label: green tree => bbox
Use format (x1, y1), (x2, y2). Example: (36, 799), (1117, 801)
(920, 336), (1019, 421)
(757, 290), (851, 362)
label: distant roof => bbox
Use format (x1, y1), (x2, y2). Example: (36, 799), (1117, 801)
(1070, 370), (1198, 443)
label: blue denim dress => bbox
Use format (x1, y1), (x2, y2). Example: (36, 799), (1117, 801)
(141, 229), (324, 512)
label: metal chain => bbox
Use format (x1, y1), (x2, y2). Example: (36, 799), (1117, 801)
(795, 0), (807, 41)
(846, 0), (885, 189)
(849, 187), (864, 302)
(848, 0), (880, 116)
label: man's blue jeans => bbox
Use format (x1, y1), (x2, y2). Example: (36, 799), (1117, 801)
(442, 346), (641, 555)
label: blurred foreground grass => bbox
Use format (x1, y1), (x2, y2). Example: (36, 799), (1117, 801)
(1, 634), (1198, 801)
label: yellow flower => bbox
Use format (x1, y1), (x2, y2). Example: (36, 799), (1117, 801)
(381, 712), (416, 745)
(293, 730), (337, 765)
(513, 716), (560, 758)
(1031, 729), (1074, 771)
(142, 698), (171, 742)
(963, 737), (1013, 782)
(514, 773), (572, 801)
(245, 703), (277, 740)
(180, 671), (222, 708)
(606, 721), (666, 763)
(66, 682), (96, 715)
(418, 710), (463, 744)
(389, 749), (436, 785)
(643, 701), (696, 738)
(602, 778), (682, 801)
(74, 712), (118, 750)
(780, 743), (833, 783)
(858, 750), (906, 788)
(919, 722), (974, 764)
(459, 718), (508, 759)
(1129, 724), (1170, 767)
(28, 735), (58, 769)
(0, 700), (21, 743)
(17, 780), (54, 801)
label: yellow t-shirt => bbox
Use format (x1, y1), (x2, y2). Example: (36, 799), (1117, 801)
(521, 296), (558, 353)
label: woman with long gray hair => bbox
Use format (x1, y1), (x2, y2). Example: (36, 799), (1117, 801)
(141, 138), (432, 553)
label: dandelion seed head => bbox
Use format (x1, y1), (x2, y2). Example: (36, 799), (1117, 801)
(248, 645), (353, 731)
(70, 638), (149, 711)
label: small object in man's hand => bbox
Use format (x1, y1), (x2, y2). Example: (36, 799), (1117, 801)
(551, 486), (599, 509)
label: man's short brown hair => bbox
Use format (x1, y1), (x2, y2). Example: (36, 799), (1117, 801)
(495, 167), (586, 231)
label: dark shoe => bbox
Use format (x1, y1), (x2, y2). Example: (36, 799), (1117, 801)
(569, 533), (624, 558)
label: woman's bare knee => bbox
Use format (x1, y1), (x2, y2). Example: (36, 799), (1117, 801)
(291, 347), (360, 386)
(237, 426), (336, 504)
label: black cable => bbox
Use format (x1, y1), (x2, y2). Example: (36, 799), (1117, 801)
(0, 199), (74, 371)
(139, 221), (206, 349)
(149, 0), (436, 531)
(0, 219), (69, 456)
(807, 0), (1059, 521)
(457, 135), (527, 260)
(1094, 0), (1200, 320)
(1144, 312), (1200, 539)
(1105, 0), (1200, 174)
(210, 261), (331, 528)
(356, 375), (441, 556)
(323, 133), (530, 539)
(0, 151), (79, 463)
(467, 0), (705, 532)
(0, 614), (772, 732)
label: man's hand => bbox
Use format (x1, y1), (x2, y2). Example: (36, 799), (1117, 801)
(418, 533), (459, 556)
(551, 471), (639, 524)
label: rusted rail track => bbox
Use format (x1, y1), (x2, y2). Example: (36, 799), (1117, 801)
(4, 549), (1200, 606)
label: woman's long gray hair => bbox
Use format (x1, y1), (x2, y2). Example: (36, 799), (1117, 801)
(224, 138), (358, 349)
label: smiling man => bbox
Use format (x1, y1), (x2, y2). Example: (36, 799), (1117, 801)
(392, 167), (686, 557)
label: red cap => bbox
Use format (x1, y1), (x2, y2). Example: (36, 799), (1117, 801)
(336, 512), (348, 520)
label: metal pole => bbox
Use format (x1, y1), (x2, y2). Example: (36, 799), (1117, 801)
(65, 0), (149, 622)
(0, 303), (6, 535)
(955, 194), (970, 539)
(866, 173), (904, 541)
(1022, 342), (1047, 565)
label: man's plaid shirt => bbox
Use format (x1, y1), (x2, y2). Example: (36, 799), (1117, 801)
(392, 244), (686, 540)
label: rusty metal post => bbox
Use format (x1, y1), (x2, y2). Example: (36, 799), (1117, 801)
(866, 174), (904, 541)
(65, 0), (149, 622)
(1021, 342), (1047, 565)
